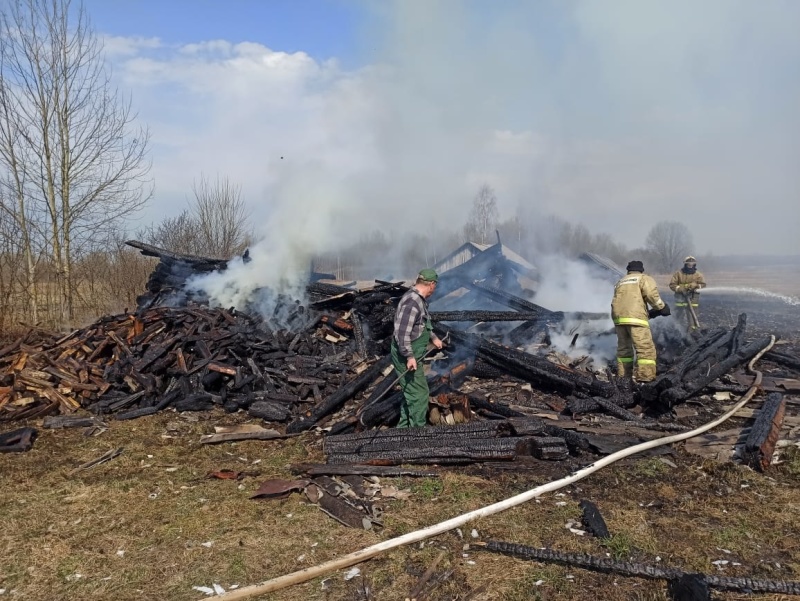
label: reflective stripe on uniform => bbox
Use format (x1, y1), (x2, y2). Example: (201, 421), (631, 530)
(637, 359), (656, 365)
(675, 302), (688, 307)
(616, 357), (634, 363)
(613, 317), (650, 327)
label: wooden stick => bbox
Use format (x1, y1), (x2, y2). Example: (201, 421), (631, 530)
(206, 337), (775, 601)
(406, 550), (446, 601)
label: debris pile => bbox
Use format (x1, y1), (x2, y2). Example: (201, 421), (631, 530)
(1, 240), (797, 472)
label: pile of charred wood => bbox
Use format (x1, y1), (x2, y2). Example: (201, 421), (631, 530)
(0, 241), (795, 470)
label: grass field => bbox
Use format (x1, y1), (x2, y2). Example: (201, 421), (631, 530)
(2, 408), (798, 600)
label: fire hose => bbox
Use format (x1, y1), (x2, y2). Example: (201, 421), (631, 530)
(208, 335), (776, 601)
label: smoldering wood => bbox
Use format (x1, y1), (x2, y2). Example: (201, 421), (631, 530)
(743, 392), (786, 471)
(479, 541), (800, 595)
(442, 327), (615, 398)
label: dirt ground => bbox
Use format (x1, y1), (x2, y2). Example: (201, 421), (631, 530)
(1, 277), (799, 601)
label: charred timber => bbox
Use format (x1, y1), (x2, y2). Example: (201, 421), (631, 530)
(764, 349), (800, 373)
(467, 282), (554, 316)
(645, 333), (773, 410)
(287, 355), (392, 433)
(326, 437), (536, 465)
(290, 463), (439, 478)
(479, 541), (800, 595)
(431, 311), (544, 323)
(325, 420), (515, 455)
(743, 392), (786, 472)
(442, 327), (615, 398)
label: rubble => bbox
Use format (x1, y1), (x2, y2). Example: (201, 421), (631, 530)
(0, 240), (797, 471)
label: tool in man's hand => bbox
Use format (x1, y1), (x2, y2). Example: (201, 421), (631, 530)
(360, 332), (450, 414)
(681, 291), (701, 329)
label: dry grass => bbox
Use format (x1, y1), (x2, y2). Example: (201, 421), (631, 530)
(1, 411), (798, 601)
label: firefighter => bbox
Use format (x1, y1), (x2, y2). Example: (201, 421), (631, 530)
(391, 268), (444, 428)
(669, 256), (707, 331)
(611, 260), (670, 383)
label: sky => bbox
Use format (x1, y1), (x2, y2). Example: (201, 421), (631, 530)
(81, 0), (800, 257)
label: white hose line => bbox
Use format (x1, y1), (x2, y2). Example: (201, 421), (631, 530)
(210, 335), (775, 601)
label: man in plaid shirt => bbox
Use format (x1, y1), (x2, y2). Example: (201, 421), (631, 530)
(391, 268), (444, 428)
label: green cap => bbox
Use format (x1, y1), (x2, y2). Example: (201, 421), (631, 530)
(418, 268), (439, 282)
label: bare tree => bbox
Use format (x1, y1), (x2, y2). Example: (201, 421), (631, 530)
(645, 220), (694, 273)
(0, 0), (152, 326)
(144, 174), (251, 259)
(191, 174), (251, 258)
(464, 184), (499, 245)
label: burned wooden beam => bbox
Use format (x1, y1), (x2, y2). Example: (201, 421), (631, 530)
(743, 392), (786, 471)
(431, 310), (543, 322)
(290, 463), (440, 478)
(441, 326), (615, 398)
(0, 427), (37, 452)
(643, 328), (773, 410)
(325, 421), (547, 465)
(478, 541), (800, 595)
(287, 355), (392, 433)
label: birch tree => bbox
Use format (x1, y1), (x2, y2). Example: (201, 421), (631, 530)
(0, 0), (152, 326)
(464, 184), (499, 245)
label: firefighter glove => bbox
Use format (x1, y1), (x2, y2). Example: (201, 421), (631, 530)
(660, 303), (671, 317)
(686, 283), (697, 291)
(648, 308), (660, 319)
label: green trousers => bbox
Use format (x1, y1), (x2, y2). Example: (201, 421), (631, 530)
(391, 329), (431, 428)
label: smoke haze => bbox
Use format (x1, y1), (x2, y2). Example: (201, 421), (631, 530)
(101, 0), (800, 303)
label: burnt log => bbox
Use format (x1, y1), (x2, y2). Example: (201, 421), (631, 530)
(479, 541), (800, 595)
(431, 310), (543, 323)
(115, 406), (159, 420)
(290, 463), (440, 478)
(326, 436), (536, 465)
(0, 427), (37, 452)
(743, 392), (786, 471)
(764, 349), (800, 373)
(325, 420), (515, 456)
(643, 331), (773, 410)
(248, 400), (291, 422)
(442, 327), (615, 398)
(531, 436), (569, 460)
(287, 355), (392, 433)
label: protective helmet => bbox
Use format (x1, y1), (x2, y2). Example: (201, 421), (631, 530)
(626, 260), (644, 273)
(683, 256), (696, 263)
